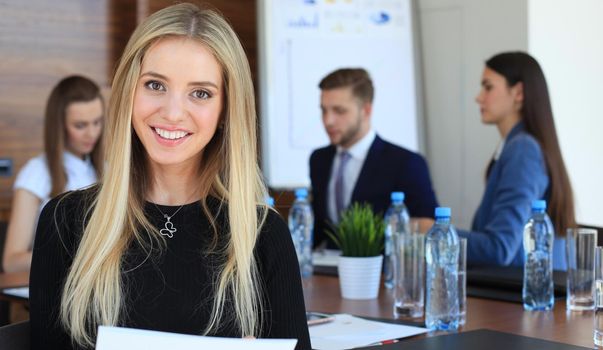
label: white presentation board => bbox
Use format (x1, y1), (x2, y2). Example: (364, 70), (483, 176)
(258, 0), (422, 188)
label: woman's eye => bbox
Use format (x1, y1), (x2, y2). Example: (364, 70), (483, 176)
(145, 80), (165, 91)
(192, 90), (210, 99)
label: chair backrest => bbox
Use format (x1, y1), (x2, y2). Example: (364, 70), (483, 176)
(0, 320), (30, 350)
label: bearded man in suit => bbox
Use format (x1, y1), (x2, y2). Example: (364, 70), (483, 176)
(310, 68), (439, 248)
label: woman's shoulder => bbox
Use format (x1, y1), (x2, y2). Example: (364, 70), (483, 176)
(256, 208), (294, 253)
(13, 154), (51, 198)
(260, 208), (289, 236)
(506, 130), (540, 149)
(21, 154), (47, 169)
(44, 185), (98, 212)
(39, 186), (98, 234)
(35, 186), (99, 256)
(503, 131), (543, 159)
(497, 130), (548, 183)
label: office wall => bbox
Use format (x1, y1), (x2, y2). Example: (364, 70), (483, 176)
(528, 0), (603, 227)
(418, 0), (528, 229)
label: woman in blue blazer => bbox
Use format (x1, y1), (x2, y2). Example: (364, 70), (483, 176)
(458, 52), (575, 269)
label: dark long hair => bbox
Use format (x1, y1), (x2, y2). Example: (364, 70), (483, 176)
(44, 75), (104, 197)
(486, 51), (576, 234)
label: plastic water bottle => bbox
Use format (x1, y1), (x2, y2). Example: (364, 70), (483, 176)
(522, 200), (555, 311)
(288, 188), (314, 278)
(384, 192), (410, 289)
(425, 207), (460, 331)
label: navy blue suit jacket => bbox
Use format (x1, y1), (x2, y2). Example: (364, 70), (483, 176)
(309, 135), (438, 248)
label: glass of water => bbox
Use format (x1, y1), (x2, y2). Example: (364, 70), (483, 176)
(594, 246), (603, 347)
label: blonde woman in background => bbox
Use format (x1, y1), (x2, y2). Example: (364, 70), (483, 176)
(29, 3), (310, 350)
(3, 76), (104, 273)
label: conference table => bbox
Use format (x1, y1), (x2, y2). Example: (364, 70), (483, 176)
(0, 271), (595, 348)
(303, 275), (594, 349)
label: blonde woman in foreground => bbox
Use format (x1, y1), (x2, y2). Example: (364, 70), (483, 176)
(29, 4), (310, 349)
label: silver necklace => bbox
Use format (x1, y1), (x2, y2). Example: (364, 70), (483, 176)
(153, 203), (186, 238)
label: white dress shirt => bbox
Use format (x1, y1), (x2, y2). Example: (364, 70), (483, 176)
(494, 139), (506, 161)
(327, 129), (376, 223)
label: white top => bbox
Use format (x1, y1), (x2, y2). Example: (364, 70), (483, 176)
(494, 139), (506, 161)
(327, 129), (377, 223)
(14, 151), (98, 212)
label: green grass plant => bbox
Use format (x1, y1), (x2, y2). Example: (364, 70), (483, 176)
(326, 202), (385, 257)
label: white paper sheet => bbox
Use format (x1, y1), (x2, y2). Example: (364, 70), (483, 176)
(2, 287), (29, 299)
(309, 314), (428, 350)
(95, 326), (297, 350)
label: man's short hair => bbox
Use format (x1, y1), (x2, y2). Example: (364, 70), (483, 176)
(318, 68), (374, 104)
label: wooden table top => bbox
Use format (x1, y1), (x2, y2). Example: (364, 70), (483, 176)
(0, 272), (594, 347)
(303, 275), (594, 349)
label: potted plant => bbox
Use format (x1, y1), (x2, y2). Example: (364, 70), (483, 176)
(327, 202), (385, 300)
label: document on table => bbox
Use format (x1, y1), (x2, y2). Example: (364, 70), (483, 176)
(309, 314), (428, 350)
(95, 326), (297, 350)
(2, 287), (29, 299)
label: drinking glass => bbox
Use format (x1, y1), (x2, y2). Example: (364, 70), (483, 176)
(566, 228), (597, 311)
(393, 234), (424, 318)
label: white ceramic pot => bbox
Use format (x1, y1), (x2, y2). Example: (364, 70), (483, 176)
(338, 255), (383, 300)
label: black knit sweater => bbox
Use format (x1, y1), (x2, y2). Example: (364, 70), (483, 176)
(30, 189), (311, 349)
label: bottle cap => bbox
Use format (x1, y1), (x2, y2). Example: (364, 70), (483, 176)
(266, 196), (275, 206)
(435, 207), (451, 218)
(391, 192), (405, 203)
(295, 188), (308, 199)
(532, 200), (547, 211)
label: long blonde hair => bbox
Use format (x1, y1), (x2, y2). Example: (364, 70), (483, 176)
(60, 4), (268, 347)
